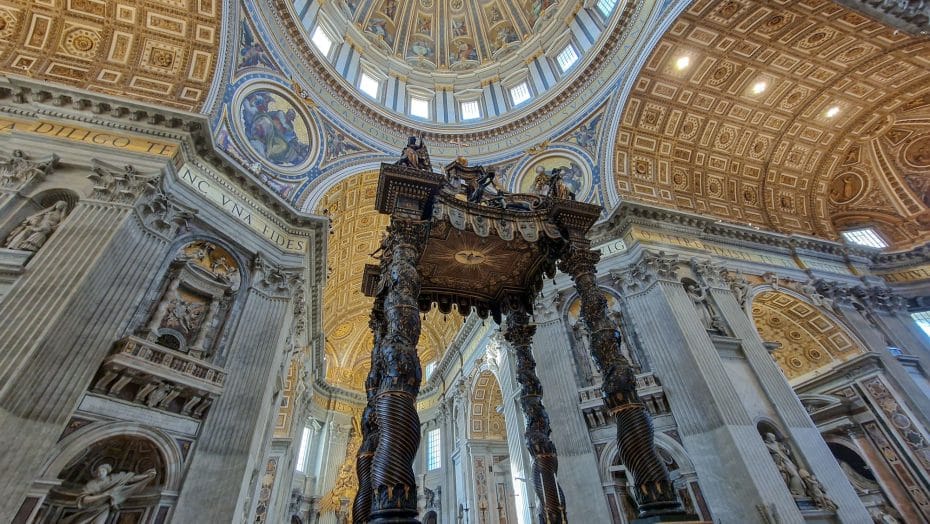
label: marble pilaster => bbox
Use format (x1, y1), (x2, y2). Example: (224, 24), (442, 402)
(612, 251), (802, 523)
(528, 299), (612, 524)
(172, 259), (297, 523)
(0, 177), (182, 520)
(695, 261), (870, 522)
(494, 337), (535, 524)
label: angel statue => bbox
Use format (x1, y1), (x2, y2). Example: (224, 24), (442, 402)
(3, 200), (68, 252)
(61, 464), (157, 524)
(396, 136), (432, 171)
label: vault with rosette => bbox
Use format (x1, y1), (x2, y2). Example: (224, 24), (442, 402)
(353, 140), (691, 523)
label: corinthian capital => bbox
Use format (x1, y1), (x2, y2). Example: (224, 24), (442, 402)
(251, 253), (294, 297)
(532, 291), (562, 323)
(134, 185), (195, 239)
(0, 150), (58, 189)
(558, 246), (601, 277)
(611, 251), (679, 296)
(690, 258), (728, 289)
(89, 160), (159, 204)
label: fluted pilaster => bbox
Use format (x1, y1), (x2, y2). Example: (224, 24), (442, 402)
(493, 337), (534, 524)
(560, 248), (680, 518)
(0, 191), (175, 520)
(612, 251), (802, 523)
(695, 261), (871, 522)
(504, 309), (565, 524)
(529, 299), (612, 523)
(172, 259), (298, 523)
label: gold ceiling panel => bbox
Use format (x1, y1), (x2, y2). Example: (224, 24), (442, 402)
(751, 291), (863, 380)
(0, 0), (220, 111)
(469, 370), (506, 441)
(317, 170), (462, 392)
(615, 0), (930, 247)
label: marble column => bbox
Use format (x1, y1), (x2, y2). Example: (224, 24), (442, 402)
(612, 251), (802, 523)
(493, 336), (534, 524)
(694, 260), (870, 522)
(527, 298), (611, 524)
(0, 170), (187, 521)
(504, 309), (565, 523)
(172, 258), (297, 523)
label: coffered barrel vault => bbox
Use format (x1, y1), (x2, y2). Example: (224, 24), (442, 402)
(0, 0), (223, 111)
(614, 0), (930, 250)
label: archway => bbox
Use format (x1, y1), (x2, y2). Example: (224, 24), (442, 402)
(466, 370), (517, 524)
(36, 433), (171, 523)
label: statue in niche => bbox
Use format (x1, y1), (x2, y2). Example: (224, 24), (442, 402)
(3, 200), (68, 252)
(570, 320), (595, 384)
(799, 468), (837, 511)
(763, 433), (806, 497)
(61, 464), (157, 524)
(683, 280), (728, 335)
(396, 136), (432, 171)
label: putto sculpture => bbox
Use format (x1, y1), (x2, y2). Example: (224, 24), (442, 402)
(352, 139), (687, 523)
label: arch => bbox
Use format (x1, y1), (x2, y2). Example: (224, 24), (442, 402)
(40, 421), (184, 492)
(598, 432), (696, 481)
(749, 290), (866, 381)
(469, 370), (506, 441)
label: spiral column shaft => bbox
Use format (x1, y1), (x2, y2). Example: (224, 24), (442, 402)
(366, 220), (427, 524)
(560, 248), (682, 517)
(505, 309), (565, 524)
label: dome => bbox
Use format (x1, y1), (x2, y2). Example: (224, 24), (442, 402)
(286, 0), (630, 127)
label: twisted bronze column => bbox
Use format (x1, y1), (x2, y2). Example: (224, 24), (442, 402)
(559, 247), (682, 517)
(354, 292), (386, 523)
(504, 309), (565, 524)
(367, 220), (427, 523)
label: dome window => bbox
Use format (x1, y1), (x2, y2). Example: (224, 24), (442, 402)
(841, 227), (887, 249)
(409, 96), (430, 119)
(557, 44), (579, 73)
(311, 26), (333, 57)
(358, 72), (380, 99)
(461, 100), (481, 121)
(510, 82), (531, 106)
(597, 0), (618, 17)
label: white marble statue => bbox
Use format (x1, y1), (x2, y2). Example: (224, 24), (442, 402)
(763, 433), (806, 497)
(62, 464), (157, 524)
(799, 468), (837, 511)
(3, 200), (68, 252)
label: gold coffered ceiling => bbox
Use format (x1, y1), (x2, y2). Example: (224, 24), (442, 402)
(616, 0), (930, 249)
(752, 291), (863, 381)
(0, 0), (220, 111)
(317, 171), (462, 392)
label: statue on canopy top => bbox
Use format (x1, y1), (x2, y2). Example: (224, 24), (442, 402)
(396, 136), (432, 172)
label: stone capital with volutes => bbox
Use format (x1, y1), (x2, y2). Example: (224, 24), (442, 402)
(611, 251), (680, 296)
(0, 150), (59, 191)
(853, 285), (907, 313)
(690, 257), (729, 290)
(250, 253), (298, 298)
(133, 184), (196, 240)
(88, 159), (160, 205)
(532, 291), (562, 323)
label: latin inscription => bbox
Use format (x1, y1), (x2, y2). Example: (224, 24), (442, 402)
(178, 165), (307, 253)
